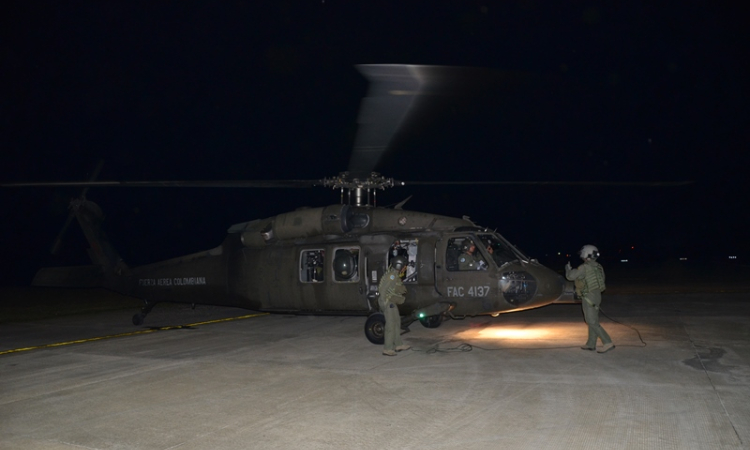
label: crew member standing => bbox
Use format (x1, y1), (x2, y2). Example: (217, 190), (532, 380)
(378, 256), (411, 356)
(565, 245), (614, 353)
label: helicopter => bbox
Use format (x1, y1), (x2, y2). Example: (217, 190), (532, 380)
(4, 65), (686, 344)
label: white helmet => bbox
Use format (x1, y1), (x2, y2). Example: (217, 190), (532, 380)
(391, 256), (408, 271)
(579, 244), (600, 261)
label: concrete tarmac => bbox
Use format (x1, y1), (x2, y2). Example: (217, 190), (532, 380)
(1, 292), (749, 449)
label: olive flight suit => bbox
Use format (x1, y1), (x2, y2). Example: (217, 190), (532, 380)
(566, 260), (612, 349)
(378, 266), (408, 353)
(458, 250), (483, 270)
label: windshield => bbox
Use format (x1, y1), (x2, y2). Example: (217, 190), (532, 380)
(478, 233), (525, 266)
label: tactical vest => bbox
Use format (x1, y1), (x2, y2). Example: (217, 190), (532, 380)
(583, 261), (606, 293)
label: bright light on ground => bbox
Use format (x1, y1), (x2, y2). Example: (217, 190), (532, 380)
(480, 328), (550, 339)
(456, 326), (553, 340)
(451, 320), (585, 345)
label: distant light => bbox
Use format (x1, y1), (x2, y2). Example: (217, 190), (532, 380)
(620, 259), (628, 263)
(631, 246), (635, 250)
(729, 256), (737, 260)
(679, 257), (688, 261)
(557, 252), (561, 256)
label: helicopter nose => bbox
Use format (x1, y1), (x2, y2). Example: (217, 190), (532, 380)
(553, 279), (578, 304)
(498, 270), (537, 306)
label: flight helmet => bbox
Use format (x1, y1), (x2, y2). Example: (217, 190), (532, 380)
(579, 244), (600, 261)
(391, 256), (407, 271)
(461, 238), (475, 252)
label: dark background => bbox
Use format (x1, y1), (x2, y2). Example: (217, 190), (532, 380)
(1, 1), (747, 286)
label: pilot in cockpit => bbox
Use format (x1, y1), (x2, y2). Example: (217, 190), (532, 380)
(458, 238), (487, 270)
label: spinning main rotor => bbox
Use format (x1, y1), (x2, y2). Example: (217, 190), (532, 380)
(1, 64), (691, 209)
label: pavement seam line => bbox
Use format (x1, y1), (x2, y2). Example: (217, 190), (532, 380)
(679, 314), (743, 446)
(0, 313), (269, 356)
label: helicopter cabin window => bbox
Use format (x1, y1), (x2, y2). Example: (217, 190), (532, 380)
(446, 237), (488, 271)
(478, 234), (518, 266)
(300, 249), (325, 283)
(333, 247), (360, 282)
(388, 239), (418, 283)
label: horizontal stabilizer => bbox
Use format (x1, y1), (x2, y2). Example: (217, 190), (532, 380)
(33, 266), (104, 288)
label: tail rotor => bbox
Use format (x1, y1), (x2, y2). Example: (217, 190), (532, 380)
(49, 160), (104, 255)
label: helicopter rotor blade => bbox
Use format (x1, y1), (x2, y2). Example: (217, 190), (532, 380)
(48, 160), (105, 255)
(1, 179), (322, 188)
(50, 211), (76, 255)
(79, 159), (104, 198)
(3, 179), (694, 189)
(347, 65), (424, 179)
(398, 180), (694, 187)
(347, 65), (534, 179)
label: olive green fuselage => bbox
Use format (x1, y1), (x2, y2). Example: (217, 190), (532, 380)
(106, 205), (569, 317)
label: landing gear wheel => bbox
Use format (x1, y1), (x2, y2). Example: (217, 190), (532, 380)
(364, 313), (386, 345)
(419, 314), (443, 328)
(132, 300), (155, 326)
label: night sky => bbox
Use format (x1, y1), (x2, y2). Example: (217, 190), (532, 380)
(1, 2), (747, 285)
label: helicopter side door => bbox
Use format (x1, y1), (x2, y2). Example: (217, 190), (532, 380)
(296, 245), (367, 312)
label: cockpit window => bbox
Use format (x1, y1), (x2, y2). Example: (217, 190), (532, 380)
(478, 234), (518, 266)
(446, 237), (488, 271)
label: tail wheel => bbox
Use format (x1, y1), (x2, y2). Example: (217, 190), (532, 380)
(132, 300), (155, 326)
(364, 313), (386, 345)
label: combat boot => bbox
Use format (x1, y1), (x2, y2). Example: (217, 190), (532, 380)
(597, 343), (615, 353)
(382, 349), (397, 356)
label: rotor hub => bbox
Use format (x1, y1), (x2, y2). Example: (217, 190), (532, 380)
(319, 172), (403, 207)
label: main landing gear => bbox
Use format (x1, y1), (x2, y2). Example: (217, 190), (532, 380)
(132, 299), (155, 326)
(364, 313), (385, 344)
(364, 313), (413, 345)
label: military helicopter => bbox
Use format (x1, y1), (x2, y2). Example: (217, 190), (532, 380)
(4, 65), (686, 344)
